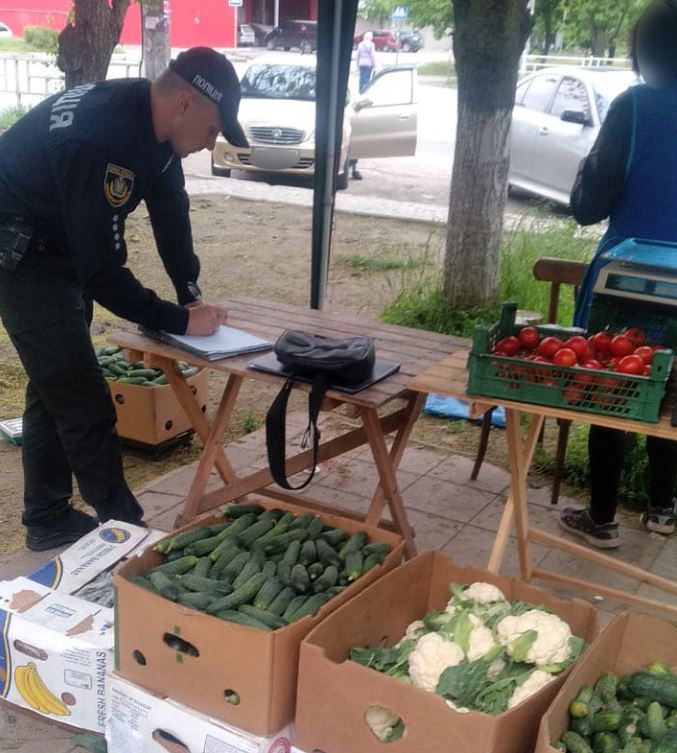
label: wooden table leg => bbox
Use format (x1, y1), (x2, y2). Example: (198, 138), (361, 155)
(487, 411), (544, 573)
(147, 355), (237, 486)
(362, 406), (417, 559)
(365, 392), (424, 528)
(178, 374), (244, 525)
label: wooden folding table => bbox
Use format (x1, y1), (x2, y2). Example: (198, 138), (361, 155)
(409, 349), (677, 617)
(111, 297), (466, 558)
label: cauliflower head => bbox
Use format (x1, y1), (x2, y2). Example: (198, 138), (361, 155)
(507, 669), (555, 709)
(466, 613), (496, 662)
(408, 632), (464, 692)
(464, 582), (507, 604)
(364, 705), (402, 742)
(404, 620), (427, 641)
(496, 609), (572, 666)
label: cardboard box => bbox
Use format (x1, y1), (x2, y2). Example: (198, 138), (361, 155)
(294, 551), (598, 753)
(0, 521), (159, 733)
(114, 497), (404, 736)
(535, 612), (677, 753)
(108, 368), (208, 446)
(106, 673), (293, 753)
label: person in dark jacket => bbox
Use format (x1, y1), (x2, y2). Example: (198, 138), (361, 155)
(560, 0), (677, 549)
(0, 47), (248, 551)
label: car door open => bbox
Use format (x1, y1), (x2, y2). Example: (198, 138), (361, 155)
(348, 66), (418, 160)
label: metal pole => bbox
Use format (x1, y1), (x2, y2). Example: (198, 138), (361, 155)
(274, 0), (279, 27)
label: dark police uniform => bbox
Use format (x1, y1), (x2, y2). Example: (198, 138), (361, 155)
(0, 78), (201, 532)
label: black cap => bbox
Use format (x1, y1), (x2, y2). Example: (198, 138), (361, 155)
(169, 47), (248, 148)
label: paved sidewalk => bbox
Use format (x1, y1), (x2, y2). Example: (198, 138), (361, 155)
(1, 415), (675, 752)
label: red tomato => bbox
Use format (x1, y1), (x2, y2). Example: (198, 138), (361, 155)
(517, 326), (539, 350)
(623, 327), (645, 349)
(633, 346), (654, 365)
(609, 335), (633, 358)
(495, 336), (520, 357)
(616, 355), (643, 375)
(642, 364), (652, 377)
(562, 385), (584, 404)
(581, 359), (603, 370)
(537, 336), (563, 359)
(608, 356), (621, 370)
(590, 331), (612, 353)
(563, 336), (589, 362)
(552, 348), (577, 367)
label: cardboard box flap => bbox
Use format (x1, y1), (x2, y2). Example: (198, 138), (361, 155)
(27, 521), (150, 593)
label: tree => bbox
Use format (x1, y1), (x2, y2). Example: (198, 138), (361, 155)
(408, 0), (454, 38)
(57, 0), (131, 90)
(563, 0), (643, 58)
(140, 0), (170, 80)
(533, 0), (564, 55)
(442, 0), (532, 310)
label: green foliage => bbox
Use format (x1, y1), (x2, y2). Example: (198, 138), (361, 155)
(23, 26), (59, 54)
(242, 413), (261, 434)
(337, 253), (430, 274)
(0, 105), (28, 130)
(408, 0), (453, 38)
(562, 0), (644, 56)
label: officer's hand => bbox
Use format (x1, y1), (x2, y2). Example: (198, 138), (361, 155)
(185, 304), (228, 335)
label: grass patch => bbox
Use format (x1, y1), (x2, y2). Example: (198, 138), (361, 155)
(336, 253), (430, 274)
(0, 105), (28, 129)
(0, 38), (53, 53)
(417, 61), (455, 77)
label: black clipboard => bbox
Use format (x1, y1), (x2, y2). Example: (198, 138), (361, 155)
(248, 352), (400, 394)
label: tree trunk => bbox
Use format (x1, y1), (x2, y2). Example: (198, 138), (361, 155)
(141, 0), (170, 81)
(542, 30), (556, 57)
(443, 0), (533, 309)
(57, 0), (130, 90)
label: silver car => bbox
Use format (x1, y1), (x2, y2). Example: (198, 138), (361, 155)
(509, 67), (639, 206)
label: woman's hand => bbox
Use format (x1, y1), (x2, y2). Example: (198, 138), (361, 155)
(184, 303), (228, 335)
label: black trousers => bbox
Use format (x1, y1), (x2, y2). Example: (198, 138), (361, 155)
(588, 425), (677, 524)
(0, 246), (142, 529)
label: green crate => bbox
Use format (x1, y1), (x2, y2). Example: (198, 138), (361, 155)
(466, 302), (674, 423)
(588, 297), (677, 348)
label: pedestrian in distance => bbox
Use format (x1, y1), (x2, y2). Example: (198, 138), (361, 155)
(350, 31), (378, 180)
(0, 47), (248, 551)
(560, 0), (677, 549)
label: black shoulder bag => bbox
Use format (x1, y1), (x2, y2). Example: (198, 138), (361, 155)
(265, 330), (375, 489)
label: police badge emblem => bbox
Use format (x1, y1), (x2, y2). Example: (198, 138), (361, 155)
(104, 164), (135, 207)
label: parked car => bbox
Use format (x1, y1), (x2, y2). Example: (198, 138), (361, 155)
(353, 30), (397, 52)
(0, 21), (12, 38)
(249, 22), (273, 46)
(265, 20), (317, 53)
(238, 24), (256, 46)
(211, 53), (418, 189)
(509, 67), (640, 205)
(395, 29), (423, 52)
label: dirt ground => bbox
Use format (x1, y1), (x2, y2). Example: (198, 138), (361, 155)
(0, 195), (564, 555)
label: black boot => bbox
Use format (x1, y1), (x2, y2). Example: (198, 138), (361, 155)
(351, 169), (363, 180)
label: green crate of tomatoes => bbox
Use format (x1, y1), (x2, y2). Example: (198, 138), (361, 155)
(466, 302), (674, 423)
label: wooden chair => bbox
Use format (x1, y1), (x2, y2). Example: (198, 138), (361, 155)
(471, 257), (588, 505)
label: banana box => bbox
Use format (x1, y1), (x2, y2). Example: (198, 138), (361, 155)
(0, 520), (157, 733)
(106, 673), (293, 753)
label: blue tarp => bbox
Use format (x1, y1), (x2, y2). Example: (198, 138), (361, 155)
(423, 394), (506, 428)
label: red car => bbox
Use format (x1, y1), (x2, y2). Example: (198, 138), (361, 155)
(353, 30), (397, 52)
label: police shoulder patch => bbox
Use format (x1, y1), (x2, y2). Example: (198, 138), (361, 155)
(104, 163), (135, 207)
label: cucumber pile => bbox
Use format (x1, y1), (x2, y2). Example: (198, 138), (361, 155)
(556, 662), (677, 753)
(95, 346), (198, 386)
(129, 503), (393, 631)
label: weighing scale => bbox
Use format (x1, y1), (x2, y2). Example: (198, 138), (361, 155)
(592, 237), (677, 424)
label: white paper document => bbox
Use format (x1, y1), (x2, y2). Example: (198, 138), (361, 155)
(143, 325), (272, 361)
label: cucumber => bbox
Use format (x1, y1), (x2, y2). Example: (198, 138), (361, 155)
(256, 512), (295, 544)
(288, 592), (332, 622)
(306, 516), (324, 539)
(291, 563), (310, 593)
(646, 701), (667, 741)
(206, 573), (265, 614)
(222, 551), (251, 581)
(117, 376), (149, 385)
(194, 557), (212, 578)
(164, 526), (211, 551)
(595, 673), (619, 705)
(299, 540), (317, 565)
(592, 710), (623, 733)
(152, 555), (198, 576)
(262, 528), (309, 555)
(307, 562), (325, 580)
(318, 528), (349, 547)
(268, 586), (295, 616)
(223, 502), (265, 518)
(212, 513), (258, 546)
(282, 539), (302, 567)
(316, 538), (341, 567)
(179, 575), (233, 596)
(362, 552), (385, 575)
(361, 541), (392, 557)
(210, 545), (242, 579)
(561, 731), (594, 753)
(254, 578), (284, 610)
(261, 560), (277, 580)
(282, 594), (307, 622)
(186, 533), (231, 557)
(592, 732), (620, 753)
(233, 560), (261, 589)
(237, 518), (275, 549)
(147, 570), (180, 600)
(313, 564), (339, 592)
(238, 604), (287, 630)
(216, 609), (272, 631)
(344, 550), (364, 582)
(129, 574), (156, 593)
(289, 511), (315, 529)
(628, 673), (677, 709)
(339, 531), (368, 560)
(209, 538), (241, 565)
(177, 592), (214, 611)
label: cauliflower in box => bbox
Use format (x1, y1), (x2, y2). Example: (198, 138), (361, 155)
(496, 609), (572, 666)
(467, 613), (497, 662)
(364, 705), (404, 742)
(464, 581), (507, 604)
(507, 669), (555, 709)
(408, 632), (464, 692)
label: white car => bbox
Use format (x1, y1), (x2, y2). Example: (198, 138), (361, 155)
(211, 53), (418, 189)
(509, 67), (639, 205)
(0, 21), (13, 38)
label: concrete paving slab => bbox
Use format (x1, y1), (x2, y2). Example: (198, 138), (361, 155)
(403, 474), (497, 522)
(428, 452), (511, 495)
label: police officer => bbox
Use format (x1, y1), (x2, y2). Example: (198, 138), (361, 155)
(0, 47), (248, 551)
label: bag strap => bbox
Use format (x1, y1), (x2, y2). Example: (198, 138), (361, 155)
(265, 374), (328, 490)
